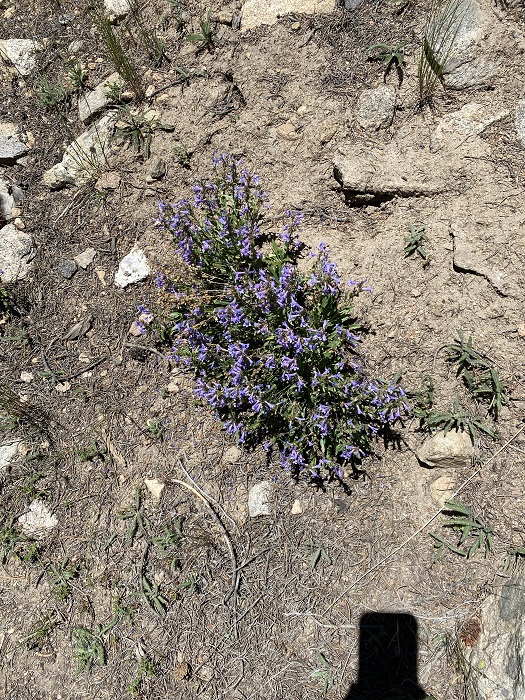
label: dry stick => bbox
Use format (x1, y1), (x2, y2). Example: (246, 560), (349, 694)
(170, 478), (238, 604)
(322, 422), (525, 617)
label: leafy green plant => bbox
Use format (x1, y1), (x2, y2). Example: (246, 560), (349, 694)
(144, 418), (164, 440)
(310, 653), (334, 698)
(178, 573), (198, 594)
(430, 500), (493, 560)
(446, 332), (509, 419)
(304, 541), (332, 570)
(35, 76), (68, 114)
(0, 272), (14, 316)
(75, 439), (107, 463)
(116, 107), (174, 159)
(0, 518), (37, 564)
(404, 224), (430, 266)
(148, 155), (407, 482)
(152, 522), (182, 572)
(89, 1), (143, 98)
(48, 558), (79, 600)
(128, 656), (158, 696)
(367, 41), (406, 82)
(118, 488), (150, 544)
(413, 394), (495, 442)
(66, 60), (88, 92)
(186, 9), (214, 51)
(73, 625), (108, 672)
(141, 574), (169, 617)
(173, 143), (191, 168)
(418, 0), (466, 105)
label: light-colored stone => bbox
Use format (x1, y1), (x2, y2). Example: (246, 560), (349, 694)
(469, 577), (525, 700)
(144, 478), (165, 501)
(430, 102), (509, 152)
(356, 85), (396, 130)
(291, 499), (303, 515)
(79, 72), (124, 124)
(114, 247), (150, 288)
(222, 446), (242, 465)
(241, 0), (335, 30)
(42, 114), (115, 189)
(0, 179), (15, 223)
(248, 481), (273, 517)
(416, 430), (473, 469)
(0, 39), (43, 76)
(95, 170), (121, 191)
(429, 474), (456, 507)
(276, 121), (302, 141)
(0, 123), (29, 163)
(319, 119), (338, 144)
(0, 440), (20, 471)
(515, 98), (525, 147)
(0, 223), (34, 281)
(20, 371), (33, 383)
(18, 500), (58, 537)
(104, 0), (130, 18)
(74, 248), (96, 269)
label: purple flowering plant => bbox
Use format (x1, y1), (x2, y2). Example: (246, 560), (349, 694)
(149, 155), (407, 482)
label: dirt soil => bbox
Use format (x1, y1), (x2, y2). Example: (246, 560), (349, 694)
(1, 0), (525, 698)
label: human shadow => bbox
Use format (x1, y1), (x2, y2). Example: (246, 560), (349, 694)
(344, 612), (427, 700)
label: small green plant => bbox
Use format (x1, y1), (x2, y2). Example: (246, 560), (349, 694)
(186, 9), (214, 51)
(144, 418), (164, 441)
(430, 500), (493, 560)
(446, 332), (509, 419)
(48, 558), (79, 600)
(35, 76), (68, 114)
(66, 60), (88, 92)
(413, 394), (495, 442)
(20, 613), (58, 651)
(173, 143), (191, 168)
(118, 488), (150, 544)
(404, 224), (430, 266)
(304, 541), (332, 570)
(89, 2), (143, 98)
(178, 573), (198, 594)
(418, 0), (466, 105)
(104, 80), (126, 104)
(367, 41), (406, 82)
(152, 522), (182, 572)
(116, 107), (174, 160)
(128, 655), (158, 697)
(141, 574), (169, 617)
(0, 518), (38, 564)
(310, 653), (334, 698)
(73, 624), (108, 672)
(0, 271), (13, 316)
(75, 440), (107, 463)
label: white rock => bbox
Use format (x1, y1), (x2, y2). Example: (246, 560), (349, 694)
(0, 179), (15, 223)
(114, 247), (150, 287)
(431, 103), (508, 152)
(291, 499), (303, 515)
(516, 98), (525, 147)
(42, 114), (115, 189)
(79, 72), (124, 124)
(104, 0), (130, 18)
(0, 123), (29, 163)
(18, 500), (58, 537)
(0, 39), (43, 76)
(144, 478), (165, 500)
(248, 481), (273, 517)
(356, 85), (396, 131)
(0, 440), (20, 471)
(74, 247), (97, 269)
(416, 430), (473, 469)
(20, 371), (33, 383)
(241, 0), (335, 30)
(0, 223), (34, 281)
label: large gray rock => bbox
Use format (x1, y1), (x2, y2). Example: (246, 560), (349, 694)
(356, 85), (396, 131)
(241, 0), (336, 30)
(43, 114), (115, 189)
(0, 223), (34, 281)
(78, 72), (124, 124)
(515, 98), (525, 147)
(416, 430), (473, 469)
(333, 144), (449, 204)
(469, 577), (525, 699)
(0, 123), (29, 164)
(0, 39), (43, 76)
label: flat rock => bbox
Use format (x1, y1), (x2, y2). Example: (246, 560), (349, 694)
(333, 144), (449, 204)
(416, 430), (473, 469)
(0, 179), (15, 223)
(344, 0), (365, 7)
(57, 258), (78, 279)
(114, 247), (150, 287)
(18, 500), (58, 537)
(221, 446), (242, 465)
(430, 103), (509, 152)
(74, 247), (96, 269)
(515, 98), (525, 147)
(95, 170), (121, 191)
(469, 577), (525, 699)
(248, 481), (273, 517)
(0, 39), (43, 76)
(0, 440), (20, 471)
(42, 114), (115, 189)
(241, 0), (336, 30)
(79, 72), (124, 124)
(104, 0), (130, 17)
(0, 123), (29, 164)
(428, 474), (456, 507)
(144, 478), (165, 500)
(0, 223), (34, 281)
(356, 85), (396, 130)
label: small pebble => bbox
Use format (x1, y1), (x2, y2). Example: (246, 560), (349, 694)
(57, 258), (78, 279)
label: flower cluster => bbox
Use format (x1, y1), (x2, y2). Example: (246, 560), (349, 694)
(151, 155), (407, 481)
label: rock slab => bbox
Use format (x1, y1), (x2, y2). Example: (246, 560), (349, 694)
(0, 123), (29, 164)
(79, 72), (124, 124)
(416, 430), (473, 469)
(241, 0), (336, 30)
(0, 39), (43, 75)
